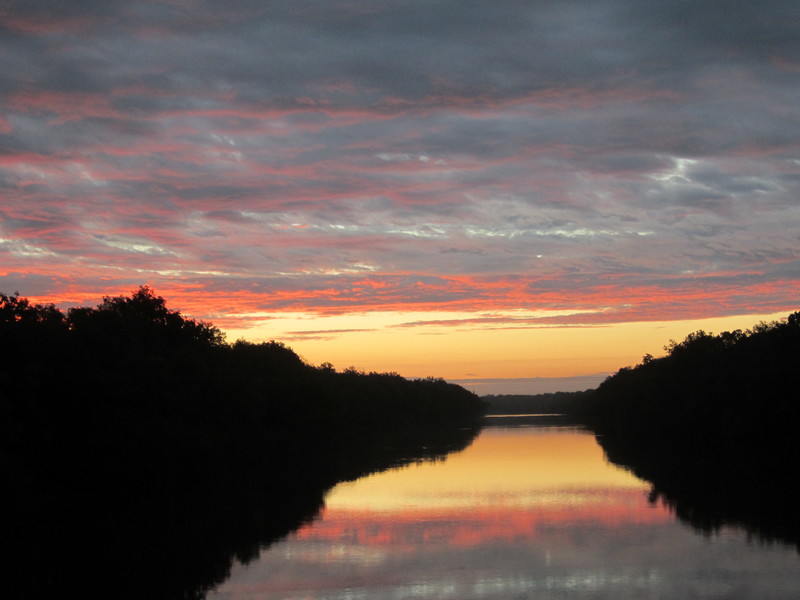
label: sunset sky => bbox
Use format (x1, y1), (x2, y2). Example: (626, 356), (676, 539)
(2, 2), (798, 393)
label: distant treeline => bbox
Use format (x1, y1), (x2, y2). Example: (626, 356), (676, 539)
(483, 390), (592, 415)
(0, 287), (485, 598)
(571, 311), (800, 551)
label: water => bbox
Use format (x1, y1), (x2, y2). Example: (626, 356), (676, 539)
(209, 421), (800, 599)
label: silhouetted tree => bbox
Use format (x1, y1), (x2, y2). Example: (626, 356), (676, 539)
(1, 287), (485, 598)
(568, 311), (800, 554)
(577, 311), (800, 440)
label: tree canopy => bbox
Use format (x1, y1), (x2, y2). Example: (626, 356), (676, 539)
(574, 310), (800, 447)
(1, 286), (485, 597)
(573, 311), (800, 553)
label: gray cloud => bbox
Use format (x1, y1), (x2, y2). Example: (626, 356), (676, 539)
(0, 0), (798, 325)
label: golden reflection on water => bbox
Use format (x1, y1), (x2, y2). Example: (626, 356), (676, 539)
(326, 426), (648, 512)
(210, 424), (800, 600)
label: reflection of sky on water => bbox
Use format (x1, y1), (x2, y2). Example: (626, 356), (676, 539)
(209, 426), (800, 599)
(325, 426), (646, 511)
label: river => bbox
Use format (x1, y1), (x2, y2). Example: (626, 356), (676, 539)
(208, 418), (800, 599)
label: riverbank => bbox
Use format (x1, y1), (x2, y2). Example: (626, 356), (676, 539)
(9, 419), (483, 600)
(568, 311), (800, 551)
(1, 288), (486, 598)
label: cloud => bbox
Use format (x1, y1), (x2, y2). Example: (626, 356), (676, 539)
(0, 0), (798, 332)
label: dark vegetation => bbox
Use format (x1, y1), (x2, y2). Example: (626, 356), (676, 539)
(576, 312), (800, 440)
(570, 311), (800, 551)
(1, 287), (485, 599)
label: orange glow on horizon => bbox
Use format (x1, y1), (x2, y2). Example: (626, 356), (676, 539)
(224, 309), (792, 380)
(12, 280), (794, 384)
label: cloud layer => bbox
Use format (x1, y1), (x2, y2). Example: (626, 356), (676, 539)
(1, 1), (799, 331)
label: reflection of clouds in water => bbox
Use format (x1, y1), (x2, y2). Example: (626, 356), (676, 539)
(281, 542), (388, 567)
(209, 426), (800, 600)
(220, 522), (800, 600)
(472, 570), (666, 596)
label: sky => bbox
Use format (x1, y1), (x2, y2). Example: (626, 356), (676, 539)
(1, 1), (799, 393)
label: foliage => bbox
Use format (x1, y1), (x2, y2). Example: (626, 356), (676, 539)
(482, 391), (592, 415)
(1, 286), (485, 597)
(2, 286), (484, 484)
(568, 311), (800, 552)
(576, 310), (800, 445)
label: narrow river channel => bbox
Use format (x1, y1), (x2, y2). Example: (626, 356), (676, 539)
(209, 418), (800, 599)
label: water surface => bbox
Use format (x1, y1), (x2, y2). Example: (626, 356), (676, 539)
(210, 422), (800, 599)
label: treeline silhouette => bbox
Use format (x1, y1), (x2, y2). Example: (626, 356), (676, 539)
(1, 287), (484, 598)
(483, 391), (592, 415)
(577, 312), (800, 442)
(571, 311), (800, 550)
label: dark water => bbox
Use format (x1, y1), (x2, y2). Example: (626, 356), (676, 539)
(208, 420), (800, 599)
